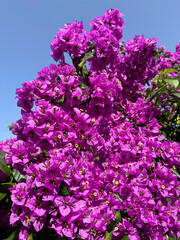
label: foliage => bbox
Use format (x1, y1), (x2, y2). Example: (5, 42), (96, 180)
(144, 68), (180, 142)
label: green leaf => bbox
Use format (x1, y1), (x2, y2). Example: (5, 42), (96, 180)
(28, 233), (37, 240)
(114, 194), (123, 202)
(164, 78), (179, 88)
(153, 76), (160, 84)
(28, 234), (34, 240)
(173, 64), (180, 70)
(4, 230), (19, 240)
(8, 125), (13, 131)
(121, 236), (130, 240)
(148, 85), (166, 102)
(89, 145), (94, 153)
(166, 198), (172, 204)
(164, 68), (178, 74)
(58, 181), (70, 196)
(81, 65), (89, 81)
(0, 151), (11, 177)
(0, 192), (7, 201)
(79, 49), (96, 67)
(79, 80), (91, 91)
(105, 210), (122, 240)
(89, 43), (94, 49)
(106, 221), (115, 234)
(171, 92), (180, 99)
(59, 94), (65, 104)
(42, 150), (49, 159)
(114, 210), (122, 224)
(12, 169), (27, 182)
(172, 169), (180, 179)
(104, 231), (113, 240)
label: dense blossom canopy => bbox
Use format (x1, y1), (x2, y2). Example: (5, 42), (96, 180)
(0, 9), (180, 240)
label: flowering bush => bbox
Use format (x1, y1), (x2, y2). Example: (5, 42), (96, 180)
(0, 9), (180, 240)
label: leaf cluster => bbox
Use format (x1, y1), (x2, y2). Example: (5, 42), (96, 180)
(145, 68), (180, 142)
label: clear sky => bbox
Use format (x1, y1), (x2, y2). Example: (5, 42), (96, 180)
(0, 0), (180, 141)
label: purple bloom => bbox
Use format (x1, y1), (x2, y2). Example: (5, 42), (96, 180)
(10, 183), (27, 206)
(1, 8), (180, 240)
(50, 21), (90, 61)
(30, 213), (46, 232)
(19, 227), (30, 240)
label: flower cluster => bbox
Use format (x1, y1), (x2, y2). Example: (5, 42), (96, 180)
(1, 9), (180, 240)
(50, 21), (90, 61)
(89, 9), (124, 70)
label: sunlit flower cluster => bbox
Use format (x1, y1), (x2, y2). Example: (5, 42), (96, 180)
(1, 9), (180, 240)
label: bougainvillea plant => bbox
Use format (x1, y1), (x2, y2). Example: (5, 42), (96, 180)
(0, 9), (180, 240)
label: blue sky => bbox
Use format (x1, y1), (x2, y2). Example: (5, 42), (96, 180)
(0, 0), (180, 140)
